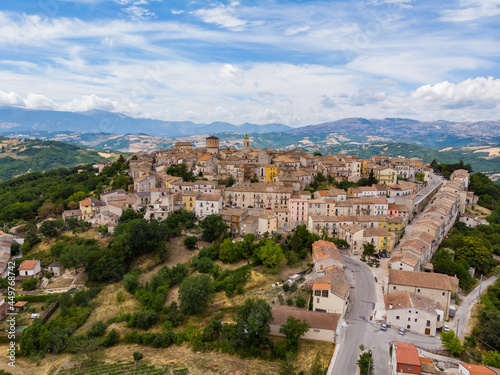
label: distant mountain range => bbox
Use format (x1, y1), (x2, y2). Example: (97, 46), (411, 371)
(0, 106), (499, 180)
(0, 107), (292, 137)
(0, 107), (499, 149)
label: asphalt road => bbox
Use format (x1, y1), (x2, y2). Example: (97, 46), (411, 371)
(414, 175), (443, 205)
(330, 256), (442, 375)
(456, 275), (498, 338)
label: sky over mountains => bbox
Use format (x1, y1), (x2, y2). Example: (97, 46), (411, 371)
(0, 0), (499, 125)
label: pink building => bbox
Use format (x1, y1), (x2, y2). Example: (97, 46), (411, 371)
(290, 197), (309, 227)
(387, 203), (399, 217)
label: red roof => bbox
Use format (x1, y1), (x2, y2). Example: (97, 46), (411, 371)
(394, 341), (420, 366)
(18, 260), (39, 271)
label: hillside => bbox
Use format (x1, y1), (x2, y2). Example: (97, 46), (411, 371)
(0, 137), (121, 181)
(5, 131), (499, 181)
(0, 107), (292, 137)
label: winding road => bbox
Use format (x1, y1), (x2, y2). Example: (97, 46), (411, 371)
(455, 275), (498, 338)
(329, 256), (442, 375)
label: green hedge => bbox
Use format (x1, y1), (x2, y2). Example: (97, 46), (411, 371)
(14, 294), (61, 303)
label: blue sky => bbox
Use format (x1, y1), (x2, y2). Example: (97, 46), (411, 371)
(0, 0), (499, 126)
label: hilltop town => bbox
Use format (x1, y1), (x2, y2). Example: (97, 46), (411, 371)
(0, 134), (499, 375)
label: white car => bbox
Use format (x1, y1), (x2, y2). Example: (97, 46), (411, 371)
(398, 328), (405, 335)
(31, 313), (40, 319)
(443, 325), (450, 332)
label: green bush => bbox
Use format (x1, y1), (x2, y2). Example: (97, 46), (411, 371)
(286, 297), (294, 306)
(133, 351), (144, 361)
(295, 297), (306, 308)
(184, 236), (197, 250)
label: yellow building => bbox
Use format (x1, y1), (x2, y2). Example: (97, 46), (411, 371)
(380, 217), (405, 233)
(260, 164), (277, 183)
(364, 228), (392, 253)
(372, 166), (398, 186)
(79, 198), (104, 220)
(182, 192), (199, 212)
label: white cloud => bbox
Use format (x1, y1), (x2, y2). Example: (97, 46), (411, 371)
(284, 26), (310, 36)
(411, 77), (500, 109)
(441, 0), (500, 22)
(192, 3), (249, 30)
(122, 5), (156, 20)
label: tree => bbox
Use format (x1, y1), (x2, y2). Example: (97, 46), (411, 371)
(21, 278), (38, 291)
(133, 351), (144, 362)
(362, 243), (376, 259)
(358, 351), (374, 374)
(40, 220), (60, 238)
(219, 238), (239, 263)
(196, 257), (214, 273)
(456, 236), (496, 275)
(112, 175), (130, 190)
(117, 154), (125, 163)
(279, 316), (310, 353)
(200, 214), (228, 242)
(367, 169), (378, 185)
(184, 236), (197, 250)
(255, 239), (285, 272)
(235, 298), (273, 347)
(225, 175), (235, 187)
(440, 330), (465, 356)
(10, 242), (20, 256)
(178, 275), (215, 315)
(484, 351), (500, 367)
(416, 173), (425, 182)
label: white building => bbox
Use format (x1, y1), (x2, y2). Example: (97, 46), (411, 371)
(18, 260), (41, 277)
(384, 292), (444, 336)
(195, 194), (223, 219)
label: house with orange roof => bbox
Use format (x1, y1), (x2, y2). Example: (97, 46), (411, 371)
(458, 362), (497, 375)
(312, 240), (343, 274)
(312, 266), (349, 315)
(391, 341), (421, 375)
(18, 260), (41, 277)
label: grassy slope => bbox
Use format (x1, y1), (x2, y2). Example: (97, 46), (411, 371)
(0, 137), (121, 181)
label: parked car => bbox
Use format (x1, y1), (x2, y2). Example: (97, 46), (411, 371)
(31, 313), (40, 319)
(381, 323), (387, 331)
(398, 328), (405, 335)
(374, 253), (381, 259)
(443, 325), (450, 332)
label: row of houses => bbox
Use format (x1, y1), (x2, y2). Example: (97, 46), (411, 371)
(382, 170), (482, 338)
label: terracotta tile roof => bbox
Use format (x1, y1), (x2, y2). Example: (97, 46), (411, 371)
(459, 363), (497, 375)
(18, 260), (39, 271)
(384, 291), (443, 313)
(389, 269), (452, 291)
(271, 308), (341, 331)
(198, 194), (222, 202)
(388, 251), (420, 268)
(394, 341), (420, 367)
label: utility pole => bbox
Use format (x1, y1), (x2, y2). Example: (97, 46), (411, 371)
(478, 274), (483, 304)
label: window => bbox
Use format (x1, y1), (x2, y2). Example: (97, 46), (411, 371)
(322, 290), (329, 298)
(396, 316), (400, 320)
(442, 292), (446, 296)
(408, 318), (411, 321)
(415, 319), (417, 322)
(316, 298), (319, 303)
(407, 325), (410, 329)
(393, 286), (396, 291)
(408, 365), (412, 371)
(426, 320), (431, 327)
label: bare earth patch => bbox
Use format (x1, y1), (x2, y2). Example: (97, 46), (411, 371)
(76, 283), (140, 335)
